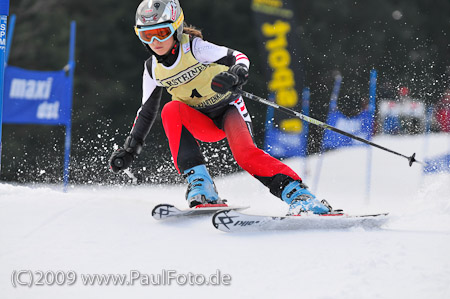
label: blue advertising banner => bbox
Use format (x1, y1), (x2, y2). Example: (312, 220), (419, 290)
(0, 0), (9, 15)
(2, 66), (72, 125)
(252, 0), (306, 158)
(423, 154), (450, 174)
(264, 125), (307, 157)
(264, 88), (309, 158)
(2, 17), (75, 189)
(322, 110), (372, 150)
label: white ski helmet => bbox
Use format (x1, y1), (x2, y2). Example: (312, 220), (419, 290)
(135, 0), (184, 42)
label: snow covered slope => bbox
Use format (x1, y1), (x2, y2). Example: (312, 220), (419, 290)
(1, 133), (449, 299)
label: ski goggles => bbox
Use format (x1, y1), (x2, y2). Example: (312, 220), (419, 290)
(135, 23), (176, 44)
(135, 11), (184, 44)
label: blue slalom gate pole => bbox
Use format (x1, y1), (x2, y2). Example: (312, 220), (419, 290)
(0, 0), (10, 172)
(263, 93), (275, 152)
(301, 87), (310, 181)
(4, 12), (13, 63)
(365, 69), (377, 203)
(63, 20), (76, 192)
(421, 105), (433, 177)
(312, 74), (342, 193)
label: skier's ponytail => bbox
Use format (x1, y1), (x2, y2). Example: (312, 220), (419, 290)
(183, 23), (203, 39)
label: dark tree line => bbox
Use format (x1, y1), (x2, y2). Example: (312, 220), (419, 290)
(1, 0), (449, 184)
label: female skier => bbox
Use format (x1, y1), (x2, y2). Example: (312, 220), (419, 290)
(109, 0), (330, 215)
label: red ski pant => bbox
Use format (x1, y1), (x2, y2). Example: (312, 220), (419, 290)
(161, 100), (301, 196)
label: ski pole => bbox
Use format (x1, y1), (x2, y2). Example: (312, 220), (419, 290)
(239, 90), (425, 167)
(124, 169), (138, 185)
(113, 156), (140, 184)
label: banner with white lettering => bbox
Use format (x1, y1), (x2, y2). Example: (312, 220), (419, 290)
(251, 0), (305, 158)
(322, 110), (372, 150)
(2, 65), (71, 125)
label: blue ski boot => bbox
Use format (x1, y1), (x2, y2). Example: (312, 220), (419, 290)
(183, 165), (222, 208)
(282, 181), (330, 215)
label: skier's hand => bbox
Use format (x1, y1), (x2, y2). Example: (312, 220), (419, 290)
(109, 135), (143, 173)
(229, 64), (249, 87)
(109, 149), (134, 173)
(211, 64), (248, 94)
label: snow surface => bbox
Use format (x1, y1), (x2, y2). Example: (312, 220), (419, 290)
(1, 133), (450, 299)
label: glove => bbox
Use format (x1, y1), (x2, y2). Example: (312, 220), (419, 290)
(211, 64), (249, 94)
(229, 64), (249, 86)
(109, 135), (143, 173)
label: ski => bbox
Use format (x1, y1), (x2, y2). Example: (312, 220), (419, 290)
(212, 209), (389, 232)
(152, 203), (249, 220)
